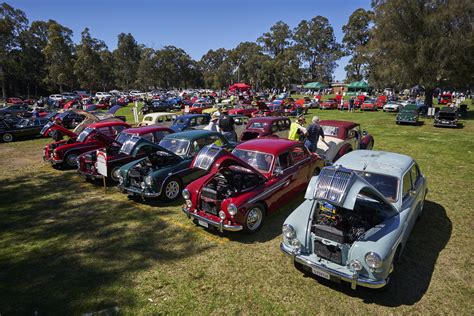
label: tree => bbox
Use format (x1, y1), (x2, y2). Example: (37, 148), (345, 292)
(293, 16), (343, 83)
(0, 3), (28, 99)
(199, 48), (229, 89)
(113, 33), (141, 90)
(135, 47), (157, 90)
(370, 0), (474, 106)
(257, 21), (292, 57)
(229, 42), (268, 87)
(342, 9), (373, 82)
(43, 21), (75, 92)
(74, 27), (109, 91)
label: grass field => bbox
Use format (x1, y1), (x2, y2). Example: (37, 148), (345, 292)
(0, 103), (473, 314)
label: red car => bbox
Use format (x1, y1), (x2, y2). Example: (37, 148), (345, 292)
(42, 121), (131, 169)
(354, 95), (366, 107)
(6, 97), (24, 104)
(182, 139), (324, 233)
(338, 101), (350, 110)
(228, 105), (258, 117)
(439, 93), (452, 105)
(360, 100), (377, 111)
(376, 95), (387, 108)
(240, 116), (291, 141)
(77, 125), (174, 182)
(319, 99), (338, 110)
(187, 103), (212, 114)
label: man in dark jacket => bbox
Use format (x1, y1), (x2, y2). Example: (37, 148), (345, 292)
(218, 110), (237, 142)
(305, 116), (325, 153)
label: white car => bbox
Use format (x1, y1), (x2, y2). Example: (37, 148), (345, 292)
(49, 94), (64, 101)
(95, 92), (112, 100)
(61, 92), (78, 100)
(383, 101), (403, 112)
(129, 90), (145, 97)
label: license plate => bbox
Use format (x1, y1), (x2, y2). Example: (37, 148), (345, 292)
(312, 267), (330, 280)
(198, 220), (208, 228)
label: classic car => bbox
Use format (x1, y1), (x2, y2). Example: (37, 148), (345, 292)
(0, 104), (31, 118)
(383, 101), (403, 112)
(42, 121), (131, 168)
(0, 117), (50, 142)
(240, 117), (291, 141)
(316, 120), (374, 163)
(280, 150), (428, 289)
(138, 112), (177, 127)
(338, 101), (350, 111)
(228, 105), (258, 117)
(141, 100), (172, 114)
(320, 99), (339, 110)
(78, 126), (174, 182)
(230, 114), (250, 140)
(438, 93), (452, 105)
(376, 95), (387, 109)
(434, 107), (461, 128)
(354, 95), (366, 107)
(52, 110), (85, 129)
(396, 104), (419, 125)
(182, 139), (324, 233)
(360, 100), (377, 111)
(6, 97), (24, 105)
(186, 103), (213, 114)
(117, 130), (235, 201)
(170, 114), (211, 132)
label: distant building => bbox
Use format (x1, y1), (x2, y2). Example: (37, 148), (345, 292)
(331, 82), (347, 95)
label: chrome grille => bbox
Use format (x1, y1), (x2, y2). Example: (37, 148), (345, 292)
(315, 167), (353, 205)
(193, 145), (222, 171)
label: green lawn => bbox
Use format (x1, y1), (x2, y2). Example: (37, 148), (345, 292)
(0, 104), (473, 314)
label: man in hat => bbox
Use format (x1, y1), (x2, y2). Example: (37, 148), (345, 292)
(289, 115), (307, 141)
(305, 116), (325, 153)
(204, 113), (220, 132)
(218, 109), (237, 142)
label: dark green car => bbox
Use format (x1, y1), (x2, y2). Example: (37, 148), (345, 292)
(117, 130), (235, 201)
(396, 104), (419, 125)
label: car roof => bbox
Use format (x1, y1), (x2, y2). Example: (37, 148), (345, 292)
(122, 126), (172, 135)
(319, 120), (358, 130)
(163, 129), (219, 141)
(89, 121), (130, 128)
(143, 112), (175, 118)
(176, 114), (209, 119)
(248, 116), (289, 123)
(335, 150), (414, 178)
(235, 138), (300, 156)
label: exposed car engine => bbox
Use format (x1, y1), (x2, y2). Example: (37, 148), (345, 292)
(202, 168), (262, 200)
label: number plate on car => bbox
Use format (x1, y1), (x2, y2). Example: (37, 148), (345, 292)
(198, 220), (208, 228)
(312, 267), (330, 280)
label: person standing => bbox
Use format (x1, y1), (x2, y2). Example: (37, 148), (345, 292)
(204, 114), (220, 132)
(305, 116), (325, 153)
(218, 109), (237, 142)
(289, 115), (307, 141)
(349, 97), (355, 112)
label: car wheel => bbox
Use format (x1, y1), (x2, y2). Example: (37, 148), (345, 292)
(108, 165), (121, 183)
(2, 133), (13, 142)
(161, 177), (181, 202)
(243, 203), (265, 233)
(313, 167), (321, 176)
(64, 152), (79, 168)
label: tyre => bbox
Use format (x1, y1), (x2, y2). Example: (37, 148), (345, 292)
(2, 133), (13, 142)
(243, 203), (265, 233)
(107, 165), (121, 183)
(313, 167), (321, 176)
(161, 177), (182, 202)
(64, 152), (79, 168)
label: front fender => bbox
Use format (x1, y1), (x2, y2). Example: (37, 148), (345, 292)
(283, 199), (315, 250)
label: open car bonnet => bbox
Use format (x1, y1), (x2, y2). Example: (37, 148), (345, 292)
(305, 166), (398, 214)
(192, 144), (267, 182)
(41, 121), (77, 138)
(119, 135), (182, 160)
(71, 109), (123, 134)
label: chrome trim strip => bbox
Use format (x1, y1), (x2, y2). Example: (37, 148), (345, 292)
(182, 207), (243, 232)
(117, 185), (161, 197)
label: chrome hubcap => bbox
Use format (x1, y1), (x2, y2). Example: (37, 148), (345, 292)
(111, 167), (120, 181)
(165, 181), (180, 199)
(67, 154), (78, 166)
(3, 134), (12, 141)
(246, 207), (262, 231)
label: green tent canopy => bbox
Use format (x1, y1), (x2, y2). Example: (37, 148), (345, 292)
(303, 82), (327, 89)
(347, 81), (369, 90)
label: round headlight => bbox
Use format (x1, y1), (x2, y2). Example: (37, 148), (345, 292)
(290, 238), (301, 248)
(144, 176), (153, 186)
(227, 203), (238, 216)
(218, 210), (226, 220)
(365, 252), (383, 269)
(182, 189), (190, 200)
(349, 259), (363, 272)
(282, 224), (296, 240)
(140, 182), (146, 189)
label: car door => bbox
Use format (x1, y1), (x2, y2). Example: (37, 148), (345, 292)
(289, 145), (312, 189)
(268, 150), (299, 212)
(399, 165), (423, 245)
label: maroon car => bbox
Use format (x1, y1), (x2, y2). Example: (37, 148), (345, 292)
(228, 105), (258, 117)
(320, 99), (338, 110)
(240, 117), (291, 141)
(78, 125), (174, 182)
(42, 121), (131, 169)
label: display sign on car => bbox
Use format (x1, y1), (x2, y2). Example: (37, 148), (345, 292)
(96, 150), (107, 177)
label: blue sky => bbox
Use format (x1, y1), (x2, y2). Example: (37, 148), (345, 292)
(9, 0), (371, 81)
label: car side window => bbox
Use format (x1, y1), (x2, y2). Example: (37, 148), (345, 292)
(189, 118), (197, 126)
(290, 146), (307, 164)
(153, 131), (171, 142)
(189, 137), (214, 155)
(410, 164), (421, 185)
(277, 120), (285, 131)
(402, 172), (412, 199)
(271, 122), (278, 133)
(276, 152), (291, 170)
(111, 125), (126, 136)
(141, 133), (153, 141)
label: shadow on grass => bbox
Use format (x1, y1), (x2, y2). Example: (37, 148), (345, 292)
(0, 171), (212, 314)
(298, 200), (451, 307)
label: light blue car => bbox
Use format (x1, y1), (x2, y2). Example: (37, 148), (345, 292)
(280, 150), (428, 289)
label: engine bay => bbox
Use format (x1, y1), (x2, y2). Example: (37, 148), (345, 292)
(202, 167), (263, 200)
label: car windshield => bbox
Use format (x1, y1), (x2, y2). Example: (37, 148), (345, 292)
(77, 127), (94, 142)
(115, 132), (135, 144)
(249, 122), (267, 129)
(173, 118), (188, 125)
(355, 171), (399, 202)
(232, 149), (273, 173)
(321, 125), (339, 137)
(159, 138), (189, 156)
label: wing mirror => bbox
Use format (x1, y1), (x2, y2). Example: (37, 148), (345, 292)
(409, 189), (417, 196)
(273, 167), (284, 176)
(362, 130), (368, 136)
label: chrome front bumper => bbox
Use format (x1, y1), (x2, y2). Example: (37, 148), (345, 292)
(43, 155), (63, 165)
(117, 185), (161, 198)
(280, 242), (387, 290)
(77, 170), (103, 180)
(182, 206), (243, 232)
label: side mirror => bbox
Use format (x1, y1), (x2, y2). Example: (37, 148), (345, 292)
(409, 189), (417, 196)
(362, 130), (368, 136)
(273, 167), (284, 176)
